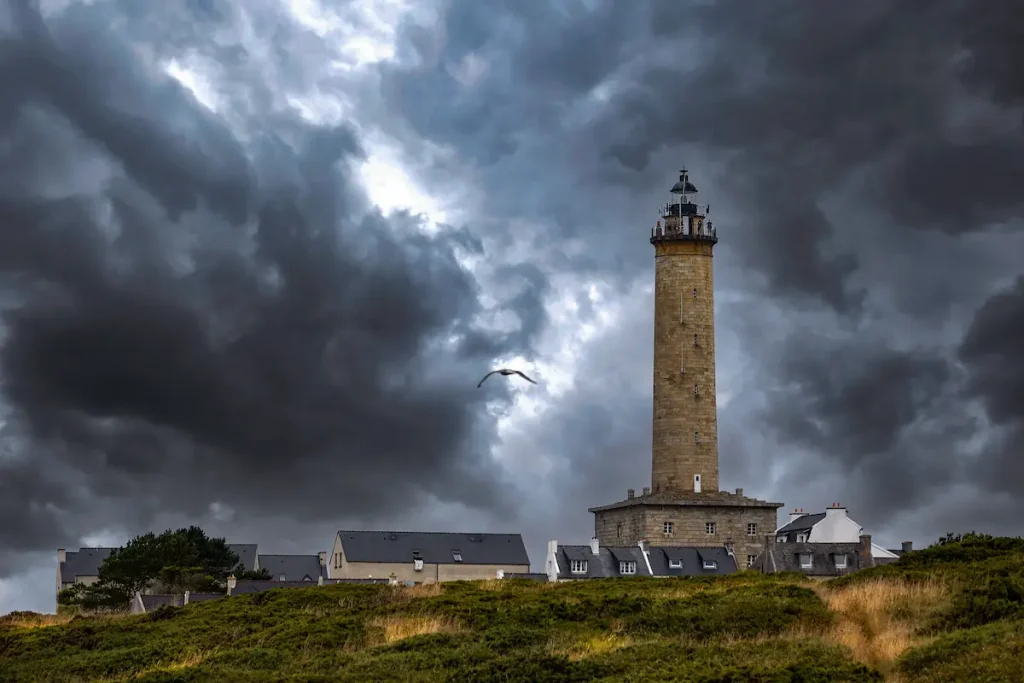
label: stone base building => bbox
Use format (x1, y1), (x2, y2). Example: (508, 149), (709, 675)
(590, 487), (782, 570)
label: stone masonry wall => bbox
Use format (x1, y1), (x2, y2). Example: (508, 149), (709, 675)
(652, 239), (719, 493)
(595, 504), (777, 569)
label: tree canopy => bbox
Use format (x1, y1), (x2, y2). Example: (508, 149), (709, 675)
(58, 526), (270, 611)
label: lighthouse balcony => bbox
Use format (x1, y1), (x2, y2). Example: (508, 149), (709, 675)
(651, 220), (718, 245)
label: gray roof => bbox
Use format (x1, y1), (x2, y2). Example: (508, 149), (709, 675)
(231, 580), (320, 595)
(775, 513), (827, 538)
(756, 541), (874, 576)
(186, 592), (224, 603)
(322, 578), (391, 585)
(589, 489), (783, 513)
(141, 594), (180, 611)
(258, 554), (325, 581)
(60, 548), (114, 580)
(556, 545), (652, 579)
(337, 531), (530, 566)
(646, 546), (737, 577)
(228, 544), (258, 571)
(502, 572), (549, 582)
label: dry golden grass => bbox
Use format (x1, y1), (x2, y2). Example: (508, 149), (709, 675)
(93, 649), (218, 682)
(0, 611), (129, 630)
(367, 614), (463, 645)
(553, 632), (636, 661)
(817, 578), (950, 675)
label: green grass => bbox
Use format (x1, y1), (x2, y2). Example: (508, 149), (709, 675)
(4, 536), (1024, 682)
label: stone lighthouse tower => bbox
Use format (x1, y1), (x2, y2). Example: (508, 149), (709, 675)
(651, 169), (720, 494)
(589, 167), (783, 567)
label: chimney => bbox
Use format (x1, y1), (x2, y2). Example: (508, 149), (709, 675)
(735, 488), (743, 497)
(789, 508), (805, 523)
(857, 535), (873, 568)
(637, 539), (647, 552)
(642, 486), (650, 496)
(590, 537), (600, 555)
(496, 569), (505, 579)
(724, 539), (734, 556)
(318, 551), (327, 567)
(825, 503), (847, 520)
(317, 576), (324, 586)
(901, 541), (913, 553)
(227, 575), (237, 595)
(57, 548), (66, 564)
(627, 488), (635, 499)
(184, 591), (191, 605)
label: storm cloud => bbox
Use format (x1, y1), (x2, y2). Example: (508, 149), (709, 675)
(1, 0), (1023, 611)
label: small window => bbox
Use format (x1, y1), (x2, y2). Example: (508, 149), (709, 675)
(796, 534), (807, 543)
(694, 383), (699, 397)
(616, 523), (622, 538)
(799, 553), (813, 569)
(452, 550), (463, 563)
(834, 554), (847, 569)
(706, 522), (716, 535)
(663, 522), (674, 535)
(668, 559), (682, 569)
(619, 561), (637, 575)
(692, 288), (697, 298)
(693, 333), (699, 346)
(747, 523), (757, 537)
(703, 559), (717, 569)
(776, 536), (785, 543)
(694, 431), (700, 444)
(747, 555), (757, 568)
(412, 550), (423, 560)
(570, 559), (588, 574)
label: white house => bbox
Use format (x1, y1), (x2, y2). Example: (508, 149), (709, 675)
(774, 504), (903, 560)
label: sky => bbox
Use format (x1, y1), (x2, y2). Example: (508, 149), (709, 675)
(1, 0), (1022, 613)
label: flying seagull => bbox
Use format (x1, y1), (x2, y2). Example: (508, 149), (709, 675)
(477, 368), (538, 388)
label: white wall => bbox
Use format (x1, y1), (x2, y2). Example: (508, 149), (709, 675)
(811, 508), (863, 542)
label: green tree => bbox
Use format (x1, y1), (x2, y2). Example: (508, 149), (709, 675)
(63, 526), (249, 610)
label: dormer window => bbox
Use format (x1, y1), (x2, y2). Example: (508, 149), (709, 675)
(569, 559), (587, 574)
(668, 559), (682, 569)
(619, 561), (637, 575)
(452, 550), (463, 563)
(796, 534), (807, 543)
(703, 560), (717, 570)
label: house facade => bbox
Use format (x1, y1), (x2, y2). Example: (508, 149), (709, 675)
(328, 530), (530, 584)
(546, 537), (737, 581)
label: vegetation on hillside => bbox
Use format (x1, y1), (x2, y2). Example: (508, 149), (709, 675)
(57, 527), (270, 612)
(4, 532), (1020, 682)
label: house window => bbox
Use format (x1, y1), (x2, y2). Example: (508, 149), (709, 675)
(747, 523), (757, 537)
(616, 524), (622, 538)
(619, 561), (637, 575)
(668, 559), (682, 569)
(776, 536), (785, 543)
(706, 522), (716, 535)
(834, 554), (847, 569)
(796, 534), (807, 543)
(747, 555), (757, 568)
(570, 560), (588, 574)
(703, 559), (717, 569)
(452, 550), (463, 563)
(663, 522), (674, 535)
(799, 553), (813, 569)
(692, 288), (697, 298)
(694, 431), (700, 444)
(694, 383), (699, 397)
(693, 333), (699, 346)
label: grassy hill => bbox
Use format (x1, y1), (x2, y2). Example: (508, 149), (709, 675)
(2, 534), (1023, 682)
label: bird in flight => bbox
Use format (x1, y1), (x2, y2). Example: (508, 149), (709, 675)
(477, 368), (538, 388)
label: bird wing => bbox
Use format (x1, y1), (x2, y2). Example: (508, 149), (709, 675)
(513, 370), (538, 384)
(477, 370), (500, 388)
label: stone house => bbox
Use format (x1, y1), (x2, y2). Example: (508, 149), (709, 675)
(774, 505), (904, 561)
(327, 530), (530, 584)
(546, 537), (737, 581)
(754, 533), (900, 577)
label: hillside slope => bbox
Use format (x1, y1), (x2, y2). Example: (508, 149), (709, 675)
(2, 534), (1022, 682)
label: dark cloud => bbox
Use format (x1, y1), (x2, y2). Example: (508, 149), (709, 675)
(372, 0), (1024, 546)
(0, 1), (544, 572)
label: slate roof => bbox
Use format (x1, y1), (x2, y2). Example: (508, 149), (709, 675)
(141, 594), (180, 611)
(775, 513), (827, 539)
(228, 544), (258, 571)
(502, 573), (549, 582)
(552, 545), (737, 579)
(186, 592), (225, 603)
(258, 555), (326, 581)
(756, 542), (874, 576)
(322, 578), (392, 585)
(231, 580), (322, 595)
(337, 531), (530, 566)
(646, 547), (737, 577)
(588, 489), (783, 513)
(60, 548), (114, 580)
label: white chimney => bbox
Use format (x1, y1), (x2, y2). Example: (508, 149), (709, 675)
(57, 548), (66, 564)
(496, 570), (505, 579)
(825, 503), (847, 520)
(547, 539), (558, 557)
(227, 575), (237, 595)
(789, 508), (805, 523)
(590, 537), (599, 555)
